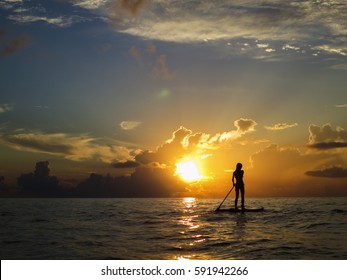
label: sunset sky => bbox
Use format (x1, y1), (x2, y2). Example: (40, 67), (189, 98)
(1, 0), (347, 197)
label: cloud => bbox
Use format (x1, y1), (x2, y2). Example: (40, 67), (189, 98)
(305, 166), (347, 178)
(308, 142), (347, 150)
(17, 161), (64, 197)
(257, 43), (270, 49)
(3, 1), (87, 27)
(127, 43), (175, 81)
(7, 14), (79, 27)
(1, 34), (31, 56)
(0, 129), (134, 163)
(282, 44), (300, 51)
(107, 0), (149, 22)
(116, 1), (301, 42)
(118, 0), (149, 17)
(313, 45), (347, 57)
(4, 158), (186, 197)
(112, 160), (140, 168)
(75, 164), (187, 197)
(308, 124), (347, 149)
(235, 118), (257, 132)
(265, 122), (298, 131)
(135, 126), (192, 165)
(213, 118), (257, 142)
(72, 0), (110, 10)
(119, 120), (141, 130)
(3, 0), (347, 62)
(335, 104), (347, 108)
(0, 0), (23, 10)
(112, 1), (347, 43)
(135, 119), (257, 165)
(152, 54), (176, 81)
(103, 0), (347, 63)
(0, 104), (13, 113)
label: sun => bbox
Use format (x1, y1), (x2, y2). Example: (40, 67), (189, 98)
(176, 160), (202, 182)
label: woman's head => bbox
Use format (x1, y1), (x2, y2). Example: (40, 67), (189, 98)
(236, 163), (242, 170)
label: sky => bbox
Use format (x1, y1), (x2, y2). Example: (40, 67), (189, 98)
(0, 0), (347, 197)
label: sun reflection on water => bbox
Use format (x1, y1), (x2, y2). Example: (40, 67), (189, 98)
(183, 197), (196, 208)
(174, 197), (208, 259)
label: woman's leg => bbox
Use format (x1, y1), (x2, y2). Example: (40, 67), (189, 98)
(234, 186), (239, 209)
(240, 185), (245, 209)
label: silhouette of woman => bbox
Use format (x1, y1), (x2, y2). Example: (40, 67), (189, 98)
(232, 163), (245, 210)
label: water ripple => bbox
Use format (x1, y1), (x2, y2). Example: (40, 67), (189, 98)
(0, 197), (346, 259)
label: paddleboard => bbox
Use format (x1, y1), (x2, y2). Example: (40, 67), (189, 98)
(216, 206), (264, 212)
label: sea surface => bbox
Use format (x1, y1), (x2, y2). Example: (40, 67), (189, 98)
(1, 197), (347, 260)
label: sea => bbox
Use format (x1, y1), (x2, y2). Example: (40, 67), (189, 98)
(1, 197), (346, 260)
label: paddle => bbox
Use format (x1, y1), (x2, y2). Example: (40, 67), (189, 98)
(215, 185), (234, 211)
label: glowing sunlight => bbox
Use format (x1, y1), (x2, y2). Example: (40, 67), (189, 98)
(176, 160), (203, 182)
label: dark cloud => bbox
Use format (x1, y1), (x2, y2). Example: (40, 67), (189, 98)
(305, 167), (347, 178)
(17, 161), (65, 197)
(1, 34), (31, 56)
(112, 160), (140, 168)
(135, 126), (191, 165)
(234, 118), (257, 132)
(108, 0), (149, 23)
(308, 124), (347, 150)
(1, 133), (74, 155)
(75, 165), (186, 197)
(309, 124), (347, 144)
(308, 142), (347, 150)
(117, 0), (149, 17)
(0, 159), (187, 198)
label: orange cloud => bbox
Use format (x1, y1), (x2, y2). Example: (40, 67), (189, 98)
(134, 121), (258, 172)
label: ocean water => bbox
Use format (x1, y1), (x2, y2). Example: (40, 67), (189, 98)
(1, 197), (346, 260)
